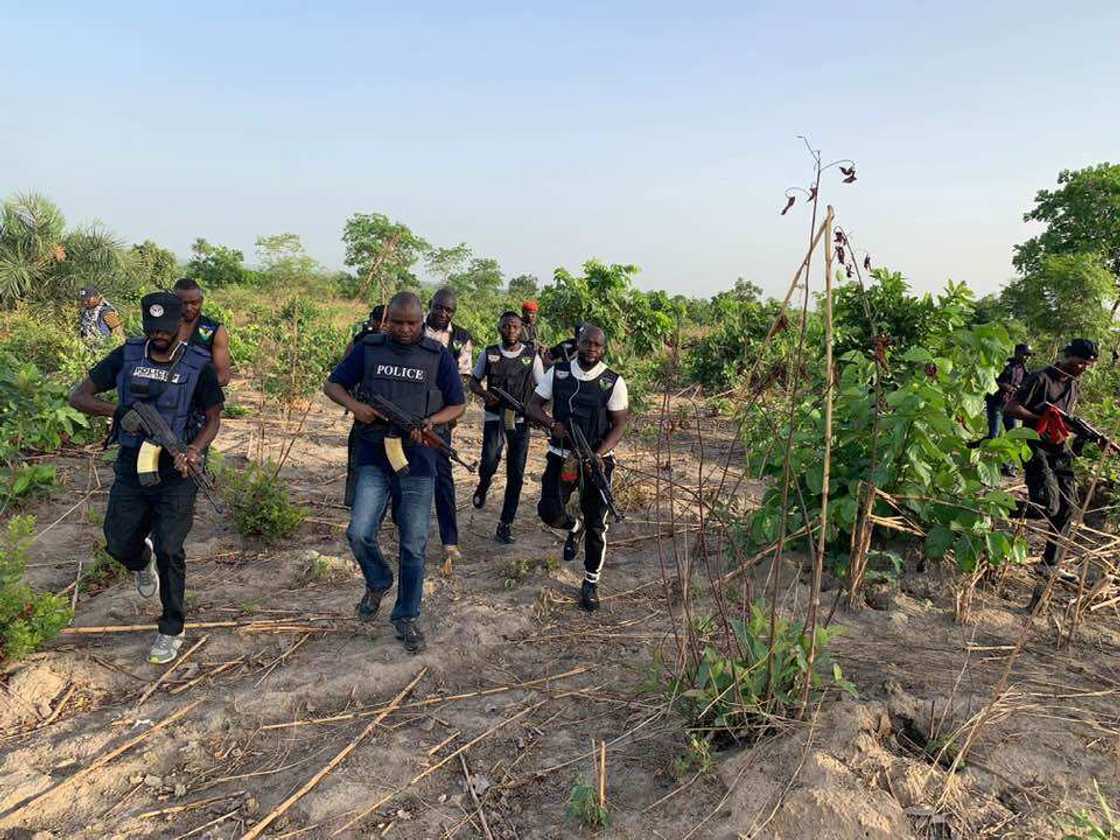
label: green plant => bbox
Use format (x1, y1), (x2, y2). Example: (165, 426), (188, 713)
(667, 603), (853, 742)
(1, 463), (56, 507)
(223, 402), (252, 418)
(0, 350), (99, 460)
(0, 515), (73, 662)
(78, 546), (126, 593)
(566, 777), (609, 830)
(218, 459), (307, 542)
(1058, 780), (1119, 839)
(672, 735), (713, 778)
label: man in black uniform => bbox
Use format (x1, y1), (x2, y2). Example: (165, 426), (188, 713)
(324, 292), (465, 652)
(69, 292), (223, 664)
(1005, 338), (1099, 578)
(422, 287), (473, 572)
(528, 324), (629, 611)
(985, 342), (1032, 439)
(469, 311), (544, 543)
(174, 278), (232, 386)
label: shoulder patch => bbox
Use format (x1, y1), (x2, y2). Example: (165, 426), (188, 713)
(599, 376), (616, 391)
(520, 356), (532, 366)
(555, 369), (570, 380)
(487, 353), (501, 364)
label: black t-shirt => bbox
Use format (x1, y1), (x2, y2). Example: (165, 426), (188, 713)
(89, 345), (224, 474)
(1015, 365), (1078, 420)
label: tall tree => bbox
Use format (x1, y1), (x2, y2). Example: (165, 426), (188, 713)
(448, 257), (502, 297)
(507, 273), (539, 300)
(186, 238), (250, 287)
(128, 240), (179, 289)
(1001, 252), (1114, 349)
(341, 212), (428, 300)
(1014, 163), (1120, 282)
(255, 232), (319, 283)
(424, 243), (471, 285)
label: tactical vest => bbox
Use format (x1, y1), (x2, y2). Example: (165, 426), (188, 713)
(80, 302), (116, 339)
(549, 361), (618, 450)
(484, 343), (536, 404)
(355, 334), (445, 443)
(448, 324), (471, 360)
(116, 339), (210, 448)
(189, 315), (221, 351)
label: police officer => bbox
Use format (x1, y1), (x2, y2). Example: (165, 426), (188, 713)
(1005, 338), (1100, 580)
(324, 292), (465, 653)
(69, 292), (224, 664)
(469, 311), (545, 543)
(546, 323), (583, 368)
(174, 277), (232, 386)
(527, 324), (629, 611)
(422, 287), (473, 571)
(77, 285), (124, 342)
(985, 342), (1032, 440)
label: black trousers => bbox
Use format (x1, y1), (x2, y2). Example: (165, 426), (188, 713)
(477, 419), (531, 525)
(538, 451), (614, 583)
(1021, 445), (1076, 566)
(103, 463), (198, 635)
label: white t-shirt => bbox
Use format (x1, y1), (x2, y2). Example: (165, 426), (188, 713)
(534, 360), (629, 456)
(472, 344), (546, 423)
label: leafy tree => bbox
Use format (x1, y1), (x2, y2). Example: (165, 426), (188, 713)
(448, 257), (503, 298)
(1014, 163), (1120, 282)
(255, 232), (319, 284)
(507, 273), (539, 300)
(127, 240), (179, 290)
(1001, 252), (1114, 350)
(341, 212), (428, 299)
(424, 243), (471, 285)
(186, 238), (251, 287)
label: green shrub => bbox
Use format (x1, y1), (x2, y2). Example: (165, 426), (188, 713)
(218, 458), (306, 542)
(78, 545), (126, 593)
(566, 777), (609, 829)
(1057, 780), (1118, 839)
(0, 351), (99, 459)
(666, 603), (853, 742)
(1, 464), (56, 508)
(0, 515), (73, 662)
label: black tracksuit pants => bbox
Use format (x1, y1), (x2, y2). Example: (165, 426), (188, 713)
(1020, 444), (1076, 566)
(103, 462), (198, 636)
(538, 451), (614, 584)
(477, 419), (531, 525)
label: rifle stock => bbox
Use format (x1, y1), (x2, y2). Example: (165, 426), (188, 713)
(569, 424), (624, 524)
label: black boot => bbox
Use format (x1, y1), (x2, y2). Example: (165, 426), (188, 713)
(579, 580), (599, 612)
(355, 587), (387, 622)
(495, 522), (515, 544)
(393, 618), (427, 653)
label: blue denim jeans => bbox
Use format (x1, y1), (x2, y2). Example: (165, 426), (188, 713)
(347, 465), (434, 621)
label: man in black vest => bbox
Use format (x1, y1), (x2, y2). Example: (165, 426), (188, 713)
(174, 277), (232, 386)
(423, 287), (473, 572)
(469, 311), (545, 543)
(1005, 338), (1102, 581)
(69, 292), (224, 664)
(528, 324), (629, 611)
(324, 292), (465, 652)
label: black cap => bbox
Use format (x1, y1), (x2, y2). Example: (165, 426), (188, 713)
(1014, 343), (1033, 356)
(140, 291), (183, 334)
(78, 285), (100, 300)
(1063, 338), (1099, 361)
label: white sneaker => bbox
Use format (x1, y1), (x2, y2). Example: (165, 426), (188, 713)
(148, 633), (183, 664)
(135, 538), (159, 599)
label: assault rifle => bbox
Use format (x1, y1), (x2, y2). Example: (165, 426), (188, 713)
(569, 424), (624, 524)
(120, 403), (225, 514)
(363, 393), (477, 474)
(1042, 403), (1120, 453)
(490, 386), (550, 432)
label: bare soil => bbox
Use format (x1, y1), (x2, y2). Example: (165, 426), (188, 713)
(2, 392), (1118, 839)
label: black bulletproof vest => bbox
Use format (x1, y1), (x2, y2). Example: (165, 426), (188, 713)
(189, 315), (222, 351)
(484, 344), (536, 404)
(355, 334), (445, 443)
(549, 361), (617, 450)
(448, 324), (471, 360)
(116, 339), (209, 448)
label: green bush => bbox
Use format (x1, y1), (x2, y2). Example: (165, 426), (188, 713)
(667, 603), (853, 742)
(1, 464), (57, 508)
(218, 458), (306, 542)
(0, 515), (73, 662)
(0, 351), (99, 459)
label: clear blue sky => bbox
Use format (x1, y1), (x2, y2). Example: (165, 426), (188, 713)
(3, 1), (1118, 299)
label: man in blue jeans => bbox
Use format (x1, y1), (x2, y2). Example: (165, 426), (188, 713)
(324, 292), (465, 653)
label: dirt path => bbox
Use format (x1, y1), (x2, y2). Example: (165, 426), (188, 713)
(2, 395), (1119, 838)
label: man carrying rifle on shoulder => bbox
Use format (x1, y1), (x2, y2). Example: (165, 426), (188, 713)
(69, 292), (224, 665)
(1004, 338), (1117, 583)
(324, 292), (466, 653)
(469, 310), (544, 544)
(528, 324), (629, 611)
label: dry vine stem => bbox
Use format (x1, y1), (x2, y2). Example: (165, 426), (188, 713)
(239, 667), (427, 840)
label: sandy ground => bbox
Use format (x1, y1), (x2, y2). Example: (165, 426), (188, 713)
(2, 391), (1119, 839)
